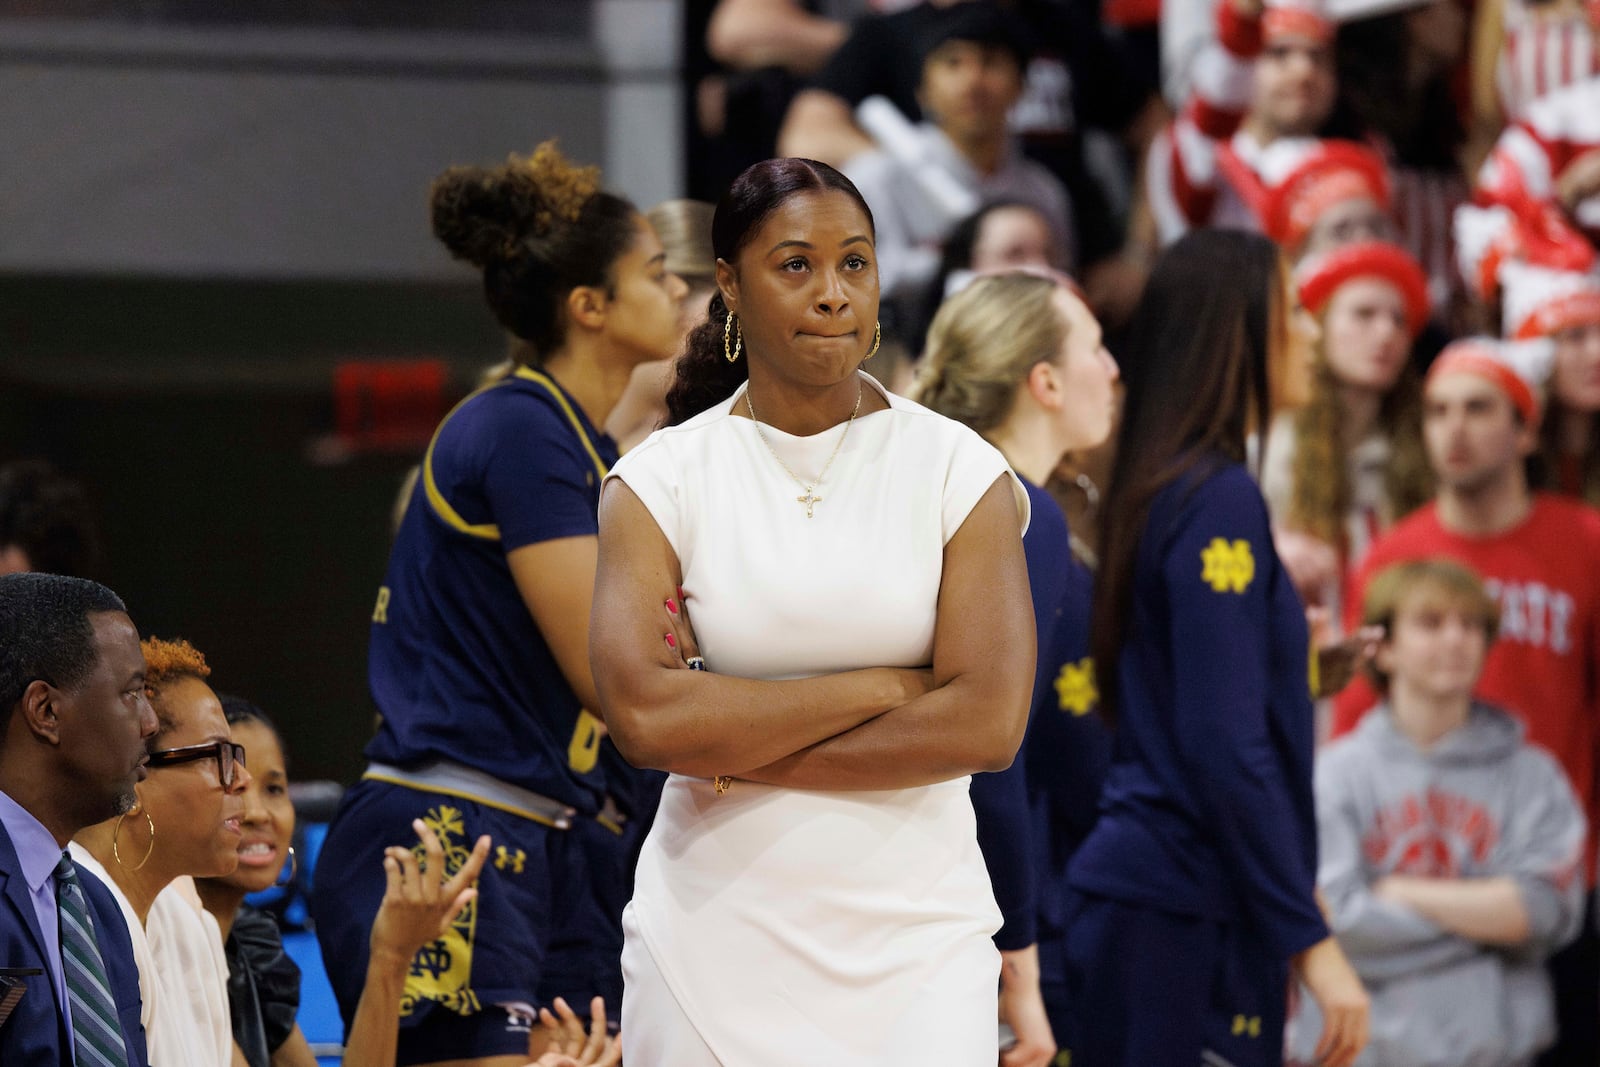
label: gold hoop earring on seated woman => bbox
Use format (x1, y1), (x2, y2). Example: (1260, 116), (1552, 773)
(865, 321), (881, 360)
(113, 804), (156, 873)
(724, 314), (743, 363)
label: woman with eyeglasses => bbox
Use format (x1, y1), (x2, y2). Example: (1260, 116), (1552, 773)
(73, 636), (252, 1067)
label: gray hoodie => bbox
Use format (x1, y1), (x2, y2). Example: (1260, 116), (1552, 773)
(1288, 702), (1587, 1067)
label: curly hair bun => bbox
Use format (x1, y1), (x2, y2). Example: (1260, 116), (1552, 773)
(429, 141), (602, 268)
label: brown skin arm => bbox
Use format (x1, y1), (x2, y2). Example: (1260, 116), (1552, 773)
(509, 536), (604, 716)
(1464, 0), (1506, 175)
(341, 824), (503, 1067)
(267, 1026), (318, 1067)
(590, 479), (938, 776)
(737, 477), (1034, 790)
(776, 89), (875, 167)
(1555, 149), (1600, 213)
(707, 0), (849, 75)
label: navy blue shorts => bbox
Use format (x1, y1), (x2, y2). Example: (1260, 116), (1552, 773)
(1062, 890), (1289, 1067)
(310, 779), (635, 1065)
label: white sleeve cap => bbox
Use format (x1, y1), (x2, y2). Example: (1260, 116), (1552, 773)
(940, 429), (1030, 545)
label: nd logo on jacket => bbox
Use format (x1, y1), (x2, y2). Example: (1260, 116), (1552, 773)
(1200, 538), (1255, 593)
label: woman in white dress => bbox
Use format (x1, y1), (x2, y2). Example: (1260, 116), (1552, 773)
(590, 157), (1037, 1066)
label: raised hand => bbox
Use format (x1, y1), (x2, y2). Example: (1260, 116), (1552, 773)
(529, 996), (623, 1067)
(369, 818), (491, 968)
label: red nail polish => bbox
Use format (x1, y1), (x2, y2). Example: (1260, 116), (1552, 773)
(677, 585), (686, 600)
(665, 633), (676, 649)
(666, 598), (679, 615)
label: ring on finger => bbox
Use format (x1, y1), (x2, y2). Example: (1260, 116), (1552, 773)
(686, 656), (707, 671)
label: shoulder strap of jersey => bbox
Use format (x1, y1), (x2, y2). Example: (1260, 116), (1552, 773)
(421, 380), (504, 540)
(420, 366), (611, 540)
(512, 366), (611, 481)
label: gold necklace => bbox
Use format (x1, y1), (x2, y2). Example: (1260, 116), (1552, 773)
(745, 382), (863, 518)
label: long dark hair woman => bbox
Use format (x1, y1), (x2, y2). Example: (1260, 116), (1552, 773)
(590, 158), (1036, 1064)
(311, 142), (686, 1067)
(1061, 229), (1371, 1067)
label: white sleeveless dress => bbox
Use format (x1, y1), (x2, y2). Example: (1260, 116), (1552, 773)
(606, 373), (1026, 1066)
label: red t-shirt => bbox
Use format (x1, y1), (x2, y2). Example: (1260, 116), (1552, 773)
(1334, 495), (1600, 880)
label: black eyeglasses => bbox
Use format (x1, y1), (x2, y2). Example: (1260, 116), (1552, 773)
(146, 741), (246, 788)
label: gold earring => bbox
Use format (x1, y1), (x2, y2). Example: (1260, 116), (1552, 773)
(113, 804), (156, 873)
(275, 845), (298, 888)
(724, 313), (743, 363)
(865, 321), (881, 360)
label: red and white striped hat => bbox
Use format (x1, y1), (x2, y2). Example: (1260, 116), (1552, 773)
(1263, 0), (1335, 43)
(1454, 203), (1600, 338)
(1501, 261), (1600, 340)
(1426, 336), (1556, 423)
(1477, 76), (1600, 235)
(1296, 240), (1430, 335)
(1258, 139), (1390, 250)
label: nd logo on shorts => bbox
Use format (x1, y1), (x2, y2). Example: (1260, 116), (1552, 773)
(400, 805), (483, 1017)
(1200, 538), (1255, 594)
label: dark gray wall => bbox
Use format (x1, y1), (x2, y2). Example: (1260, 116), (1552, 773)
(0, 1), (684, 784)
(0, 0), (682, 279)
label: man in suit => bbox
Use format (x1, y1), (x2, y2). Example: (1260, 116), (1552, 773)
(0, 572), (156, 1066)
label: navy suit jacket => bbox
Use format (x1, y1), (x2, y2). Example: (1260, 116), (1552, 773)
(0, 819), (148, 1067)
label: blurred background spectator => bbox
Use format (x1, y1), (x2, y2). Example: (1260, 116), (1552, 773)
(0, 460), (102, 579)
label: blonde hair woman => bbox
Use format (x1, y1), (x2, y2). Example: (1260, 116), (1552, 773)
(913, 271), (1118, 1066)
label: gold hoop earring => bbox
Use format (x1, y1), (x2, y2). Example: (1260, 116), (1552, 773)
(865, 321), (881, 360)
(724, 314), (743, 363)
(275, 845), (298, 888)
(113, 805), (156, 873)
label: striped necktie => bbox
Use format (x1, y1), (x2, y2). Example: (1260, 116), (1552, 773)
(53, 853), (130, 1067)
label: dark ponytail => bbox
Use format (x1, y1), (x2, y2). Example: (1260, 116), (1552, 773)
(429, 143), (638, 363)
(665, 292), (752, 425)
(665, 158), (875, 425)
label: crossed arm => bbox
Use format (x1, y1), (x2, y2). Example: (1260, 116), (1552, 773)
(589, 476), (1035, 790)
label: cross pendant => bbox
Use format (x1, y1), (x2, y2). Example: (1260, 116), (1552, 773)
(797, 489), (822, 518)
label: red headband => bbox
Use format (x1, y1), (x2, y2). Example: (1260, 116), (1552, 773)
(1426, 347), (1539, 424)
(1264, 142), (1389, 250)
(1515, 289), (1600, 339)
(1262, 7), (1334, 43)
(1299, 242), (1431, 336)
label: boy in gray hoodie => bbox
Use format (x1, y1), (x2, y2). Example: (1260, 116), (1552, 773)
(1290, 559), (1588, 1067)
